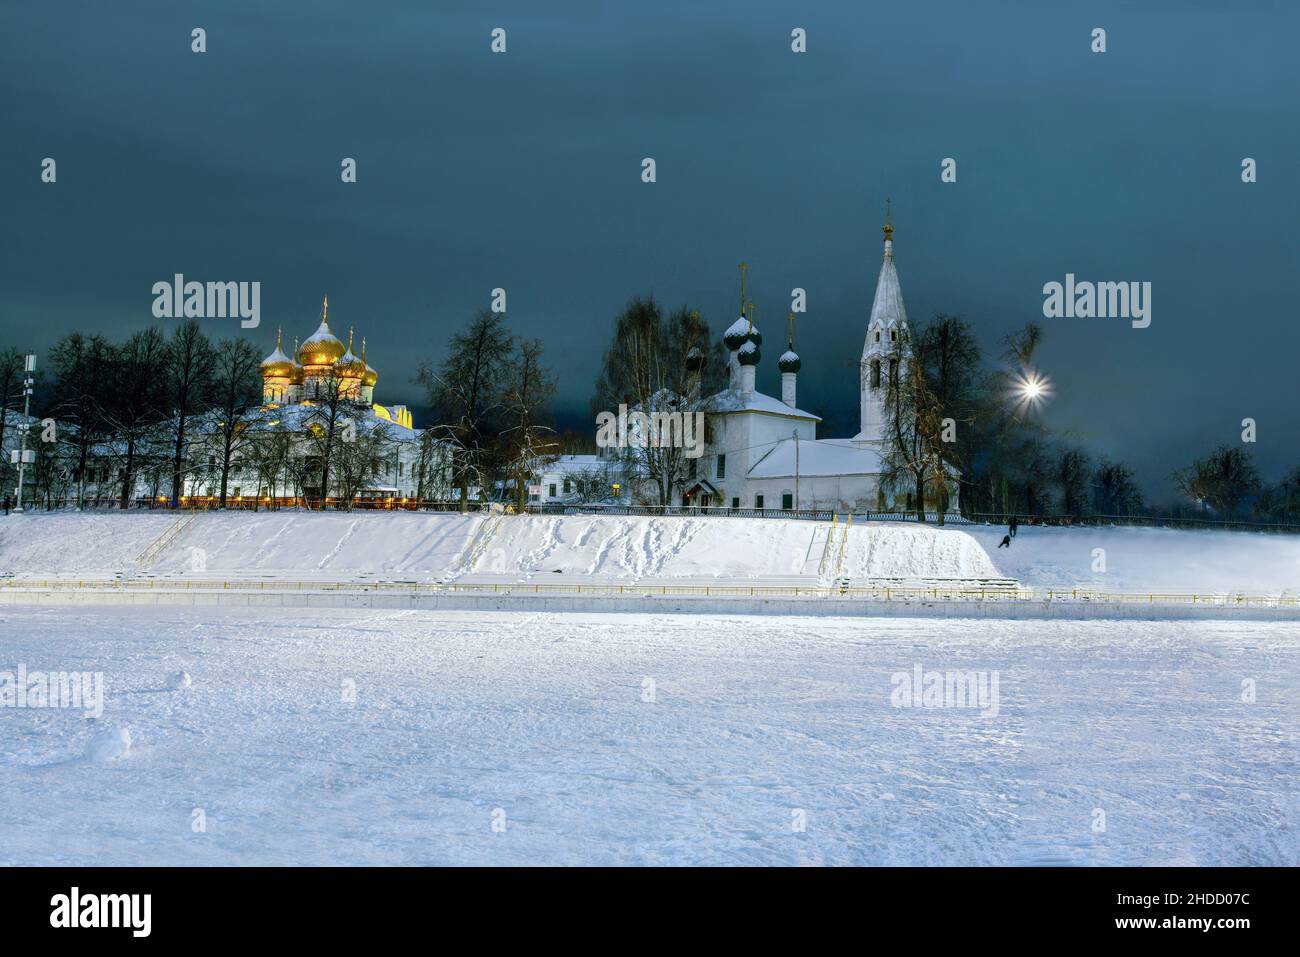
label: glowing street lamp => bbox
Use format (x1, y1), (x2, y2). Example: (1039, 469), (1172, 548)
(1009, 369), (1052, 413)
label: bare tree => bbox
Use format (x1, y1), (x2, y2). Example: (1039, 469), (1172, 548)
(501, 337), (557, 510)
(591, 297), (719, 506)
(245, 419), (292, 510)
(411, 430), (449, 503)
(881, 334), (949, 522)
(102, 328), (169, 508)
(916, 315), (981, 514)
(1174, 445), (1261, 517)
(1092, 460), (1143, 516)
(417, 311), (513, 512)
(1056, 448), (1091, 518)
(46, 333), (114, 509)
(301, 372), (351, 508)
(210, 338), (263, 507)
(570, 461), (618, 503)
(331, 421), (394, 509)
(164, 320), (216, 506)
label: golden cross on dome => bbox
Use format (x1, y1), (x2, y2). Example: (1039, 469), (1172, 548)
(746, 300), (754, 334)
(787, 311), (795, 348)
(322, 295), (329, 324)
(738, 261), (748, 315)
(883, 198), (894, 241)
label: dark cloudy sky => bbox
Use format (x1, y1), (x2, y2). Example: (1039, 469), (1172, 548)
(2, 0), (1297, 499)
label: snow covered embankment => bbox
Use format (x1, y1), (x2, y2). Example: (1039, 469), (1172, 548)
(964, 523), (1300, 596)
(0, 512), (1004, 584)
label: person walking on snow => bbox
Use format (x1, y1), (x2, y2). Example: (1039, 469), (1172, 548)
(1009, 514), (1018, 538)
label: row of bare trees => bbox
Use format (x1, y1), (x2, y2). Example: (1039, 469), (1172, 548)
(417, 311), (559, 511)
(19, 321), (257, 508)
(3, 321), (441, 510)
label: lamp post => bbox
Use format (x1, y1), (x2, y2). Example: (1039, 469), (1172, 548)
(13, 354), (35, 514)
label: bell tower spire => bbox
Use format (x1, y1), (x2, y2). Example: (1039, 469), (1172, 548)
(856, 202), (910, 446)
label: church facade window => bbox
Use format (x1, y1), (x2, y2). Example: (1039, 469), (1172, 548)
(870, 360), (881, 388)
(716, 454), (726, 480)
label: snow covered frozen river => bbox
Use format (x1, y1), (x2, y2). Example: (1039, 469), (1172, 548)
(1, 605), (1295, 866)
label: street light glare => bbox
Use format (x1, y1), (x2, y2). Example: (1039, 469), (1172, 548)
(1010, 369), (1052, 412)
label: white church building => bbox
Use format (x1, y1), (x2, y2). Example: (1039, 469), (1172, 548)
(681, 213), (958, 514)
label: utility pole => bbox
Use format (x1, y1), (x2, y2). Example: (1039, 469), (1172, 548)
(14, 354), (35, 514)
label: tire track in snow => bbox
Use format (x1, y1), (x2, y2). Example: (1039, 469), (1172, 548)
(317, 518), (360, 570)
(395, 516), (478, 574)
(249, 516), (298, 567)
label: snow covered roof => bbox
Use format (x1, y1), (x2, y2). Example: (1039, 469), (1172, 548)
(265, 402), (419, 441)
(301, 319), (345, 362)
(544, 455), (610, 474)
(702, 387), (820, 421)
(724, 317), (752, 339)
(747, 438), (884, 478)
(261, 344), (291, 365)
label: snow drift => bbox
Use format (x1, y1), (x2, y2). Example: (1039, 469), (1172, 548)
(0, 511), (1002, 583)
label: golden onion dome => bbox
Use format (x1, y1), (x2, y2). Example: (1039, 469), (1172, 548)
(335, 329), (365, 378)
(360, 337), (378, 387)
(301, 296), (345, 365)
(261, 329), (296, 378)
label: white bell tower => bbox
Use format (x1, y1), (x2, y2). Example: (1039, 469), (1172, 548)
(854, 203), (910, 448)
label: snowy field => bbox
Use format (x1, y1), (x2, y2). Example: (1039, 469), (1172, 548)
(965, 523), (1300, 594)
(1, 604), (1294, 866)
(6, 511), (1300, 596)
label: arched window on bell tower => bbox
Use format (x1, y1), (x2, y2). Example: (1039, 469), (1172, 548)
(870, 359), (881, 389)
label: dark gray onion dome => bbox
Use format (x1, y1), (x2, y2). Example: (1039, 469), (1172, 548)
(778, 349), (801, 373)
(737, 341), (761, 366)
(723, 317), (750, 351)
(685, 346), (703, 372)
(746, 326), (762, 348)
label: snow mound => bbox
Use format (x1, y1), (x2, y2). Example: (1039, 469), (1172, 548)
(477, 515), (1000, 581)
(167, 671), (192, 691)
(841, 523), (1000, 580)
(0, 511), (1003, 584)
(85, 727), (132, 762)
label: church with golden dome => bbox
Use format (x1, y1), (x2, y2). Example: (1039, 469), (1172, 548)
(261, 297), (413, 430)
